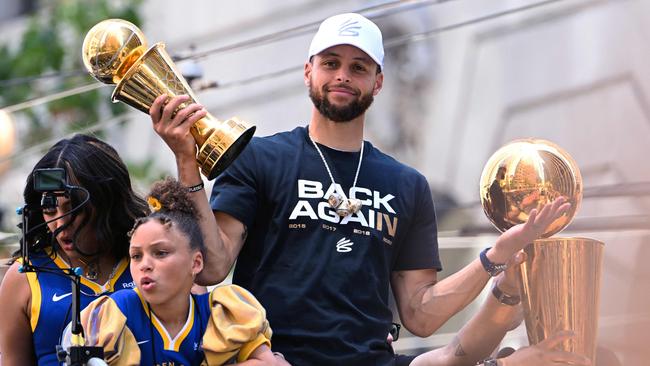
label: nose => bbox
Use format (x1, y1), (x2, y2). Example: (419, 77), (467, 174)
(138, 255), (153, 272)
(335, 69), (351, 83)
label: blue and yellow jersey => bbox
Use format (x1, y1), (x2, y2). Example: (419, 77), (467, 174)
(21, 250), (133, 365)
(73, 285), (272, 366)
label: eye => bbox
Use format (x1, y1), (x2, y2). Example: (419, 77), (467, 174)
(42, 207), (57, 216)
(154, 250), (169, 258)
(323, 60), (338, 69)
(352, 63), (367, 73)
(129, 253), (142, 261)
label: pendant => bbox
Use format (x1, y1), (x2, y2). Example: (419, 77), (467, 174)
(347, 198), (362, 214)
(328, 192), (343, 209)
(85, 262), (99, 280)
(329, 193), (363, 218)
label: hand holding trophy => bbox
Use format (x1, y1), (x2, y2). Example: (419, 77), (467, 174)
(82, 19), (255, 179)
(480, 139), (604, 364)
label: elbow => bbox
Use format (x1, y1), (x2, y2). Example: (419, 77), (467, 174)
(408, 327), (435, 338)
(403, 322), (433, 338)
(195, 266), (230, 286)
(402, 317), (440, 338)
(409, 328), (433, 338)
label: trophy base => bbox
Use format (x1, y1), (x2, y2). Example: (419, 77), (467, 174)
(197, 117), (256, 180)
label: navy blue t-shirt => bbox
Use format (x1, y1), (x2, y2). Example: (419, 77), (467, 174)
(211, 126), (441, 366)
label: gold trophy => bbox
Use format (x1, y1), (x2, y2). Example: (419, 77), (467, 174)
(480, 139), (604, 363)
(81, 19), (255, 179)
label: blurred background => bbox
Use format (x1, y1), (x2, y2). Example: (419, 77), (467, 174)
(0, 0), (648, 364)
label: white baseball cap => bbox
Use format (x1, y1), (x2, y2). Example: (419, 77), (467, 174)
(308, 13), (384, 70)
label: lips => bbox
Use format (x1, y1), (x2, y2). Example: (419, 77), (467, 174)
(139, 277), (156, 291)
(326, 84), (358, 96)
(58, 237), (74, 251)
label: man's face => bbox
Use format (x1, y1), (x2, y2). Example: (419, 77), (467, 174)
(305, 45), (383, 122)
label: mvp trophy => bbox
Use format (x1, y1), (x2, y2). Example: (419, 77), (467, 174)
(82, 19), (255, 179)
(479, 139), (604, 363)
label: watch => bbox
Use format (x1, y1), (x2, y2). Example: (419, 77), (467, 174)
(476, 357), (499, 366)
(479, 247), (507, 277)
(492, 283), (521, 306)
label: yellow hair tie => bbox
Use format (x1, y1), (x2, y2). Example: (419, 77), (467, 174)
(147, 196), (162, 212)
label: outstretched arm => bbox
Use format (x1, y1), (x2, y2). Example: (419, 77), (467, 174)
(408, 252), (590, 366)
(409, 252), (525, 366)
(149, 95), (246, 285)
(391, 197), (570, 336)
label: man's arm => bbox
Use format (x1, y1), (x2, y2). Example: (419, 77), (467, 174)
(149, 94), (247, 284)
(391, 197), (570, 336)
(407, 255), (590, 366)
(408, 254), (523, 366)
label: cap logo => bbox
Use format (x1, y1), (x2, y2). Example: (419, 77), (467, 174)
(337, 19), (361, 37)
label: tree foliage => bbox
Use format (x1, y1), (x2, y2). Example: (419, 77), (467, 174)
(0, 0), (144, 146)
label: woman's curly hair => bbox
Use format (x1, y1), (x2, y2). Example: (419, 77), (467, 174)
(130, 177), (204, 253)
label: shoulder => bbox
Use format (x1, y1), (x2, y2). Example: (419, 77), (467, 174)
(208, 285), (267, 320)
(0, 261), (31, 313)
(108, 288), (143, 313)
(202, 286), (271, 364)
(245, 127), (306, 155)
(110, 287), (139, 301)
(366, 142), (428, 185)
(209, 284), (260, 307)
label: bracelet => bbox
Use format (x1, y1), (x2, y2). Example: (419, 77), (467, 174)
(479, 247), (507, 277)
(492, 283), (521, 306)
(476, 357), (499, 366)
(187, 182), (204, 193)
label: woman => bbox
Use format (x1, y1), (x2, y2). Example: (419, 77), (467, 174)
(68, 178), (280, 365)
(0, 134), (148, 365)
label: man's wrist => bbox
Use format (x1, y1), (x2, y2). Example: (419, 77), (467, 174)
(187, 182), (205, 193)
(486, 246), (510, 264)
(476, 357), (500, 366)
(491, 283), (521, 306)
(175, 152), (199, 167)
(480, 247), (507, 277)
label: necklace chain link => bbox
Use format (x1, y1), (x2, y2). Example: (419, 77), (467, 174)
(308, 133), (364, 217)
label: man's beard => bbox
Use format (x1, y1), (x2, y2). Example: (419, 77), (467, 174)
(309, 83), (374, 122)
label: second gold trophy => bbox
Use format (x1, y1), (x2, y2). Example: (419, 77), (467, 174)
(82, 19), (255, 179)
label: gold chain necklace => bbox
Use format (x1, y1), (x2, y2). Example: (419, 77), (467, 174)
(77, 257), (99, 280)
(77, 257), (120, 284)
(309, 134), (364, 218)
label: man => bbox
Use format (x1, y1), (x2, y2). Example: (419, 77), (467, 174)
(150, 13), (582, 366)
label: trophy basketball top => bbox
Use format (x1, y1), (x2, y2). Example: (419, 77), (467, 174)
(82, 19), (147, 84)
(479, 139), (582, 237)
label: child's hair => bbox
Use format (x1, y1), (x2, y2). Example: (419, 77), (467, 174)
(130, 177), (205, 253)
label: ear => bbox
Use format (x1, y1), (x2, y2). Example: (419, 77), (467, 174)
(304, 62), (312, 87)
(191, 251), (204, 278)
(372, 72), (384, 96)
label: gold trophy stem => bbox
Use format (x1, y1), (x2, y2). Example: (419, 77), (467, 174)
(110, 43), (255, 179)
(519, 237), (604, 363)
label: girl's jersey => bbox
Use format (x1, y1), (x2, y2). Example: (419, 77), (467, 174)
(70, 285), (271, 366)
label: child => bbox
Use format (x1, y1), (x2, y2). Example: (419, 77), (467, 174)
(65, 178), (277, 365)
